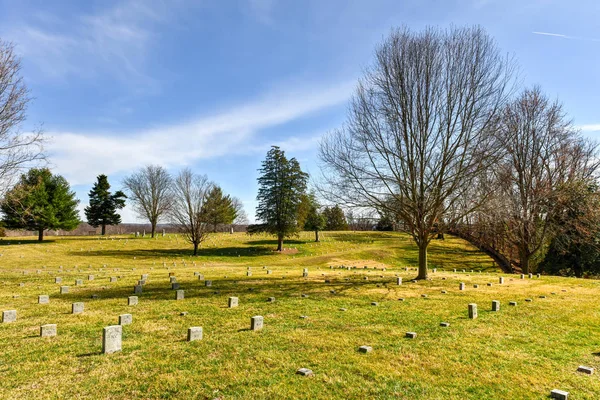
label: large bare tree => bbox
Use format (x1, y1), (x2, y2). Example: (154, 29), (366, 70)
(169, 168), (212, 255)
(319, 26), (514, 279)
(0, 40), (45, 195)
(492, 87), (599, 273)
(122, 165), (173, 238)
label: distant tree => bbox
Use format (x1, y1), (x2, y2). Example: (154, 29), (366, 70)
(303, 193), (326, 242)
(169, 169), (212, 255)
(296, 193), (312, 229)
(1, 168), (80, 241)
(323, 205), (348, 231)
(122, 165), (172, 238)
(231, 197), (248, 226)
(255, 146), (308, 251)
(376, 213), (394, 231)
(0, 40), (46, 197)
(84, 174), (126, 235)
(202, 185), (236, 232)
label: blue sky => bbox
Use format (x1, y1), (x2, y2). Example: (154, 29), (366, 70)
(0, 0), (599, 223)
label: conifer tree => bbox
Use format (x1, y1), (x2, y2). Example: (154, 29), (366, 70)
(303, 193), (326, 242)
(1, 168), (80, 241)
(85, 174), (126, 235)
(255, 146), (308, 251)
(323, 205), (348, 231)
(201, 186), (236, 232)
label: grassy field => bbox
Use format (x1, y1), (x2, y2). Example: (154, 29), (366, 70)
(0, 231), (598, 399)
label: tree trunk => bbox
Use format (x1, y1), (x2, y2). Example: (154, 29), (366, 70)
(193, 242), (199, 256)
(277, 234), (283, 251)
(416, 241), (428, 280)
(38, 228), (44, 242)
(519, 246), (530, 274)
(151, 223), (156, 238)
(315, 230), (320, 242)
(101, 224), (106, 236)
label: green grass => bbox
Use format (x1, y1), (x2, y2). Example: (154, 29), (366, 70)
(0, 231), (598, 399)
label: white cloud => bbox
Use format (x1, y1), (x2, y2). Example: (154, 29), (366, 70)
(47, 80), (354, 186)
(533, 31), (600, 42)
(5, 0), (169, 85)
(579, 124), (600, 132)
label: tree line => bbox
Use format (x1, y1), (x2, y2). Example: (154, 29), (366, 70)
(1, 27), (599, 278)
(0, 165), (246, 254)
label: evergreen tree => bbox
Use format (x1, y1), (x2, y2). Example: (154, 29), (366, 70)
(84, 174), (126, 235)
(255, 146), (308, 251)
(201, 186), (236, 232)
(303, 193), (326, 242)
(1, 168), (80, 241)
(323, 205), (348, 231)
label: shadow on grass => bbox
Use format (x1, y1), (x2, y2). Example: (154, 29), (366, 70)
(0, 239), (56, 246)
(67, 246), (275, 259)
(55, 273), (411, 304)
(77, 351), (102, 357)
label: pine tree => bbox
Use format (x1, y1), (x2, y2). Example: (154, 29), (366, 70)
(303, 193), (326, 242)
(255, 146), (308, 251)
(323, 205), (348, 231)
(1, 168), (80, 241)
(85, 175), (126, 235)
(201, 186), (236, 232)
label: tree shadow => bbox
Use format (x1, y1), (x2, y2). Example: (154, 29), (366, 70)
(0, 238), (55, 246)
(245, 239), (306, 246)
(67, 246), (275, 259)
(77, 351), (102, 357)
(54, 274), (401, 304)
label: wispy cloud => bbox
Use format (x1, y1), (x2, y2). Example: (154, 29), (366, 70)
(4, 0), (170, 86)
(245, 0), (277, 25)
(47, 80), (354, 185)
(579, 124), (600, 132)
(533, 31), (600, 42)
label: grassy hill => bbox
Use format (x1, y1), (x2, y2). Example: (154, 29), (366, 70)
(0, 231), (598, 399)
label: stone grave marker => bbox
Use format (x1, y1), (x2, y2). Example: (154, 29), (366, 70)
(187, 327), (203, 341)
(492, 300), (500, 312)
(2, 310), (16, 323)
(296, 368), (313, 376)
(358, 345), (372, 353)
(468, 303), (478, 319)
(60, 286), (69, 294)
(38, 295), (49, 304)
(119, 314), (133, 325)
(128, 296), (138, 306)
(102, 325), (122, 354)
(175, 290), (184, 300)
(134, 285), (142, 294)
(550, 389), (569, 400)
(40, 324), (57, 337)
(577, 366), (594, 374)
(72, 302), (84, 314)
(251, 316), (264, 331)
(228, 297), (238, 308)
